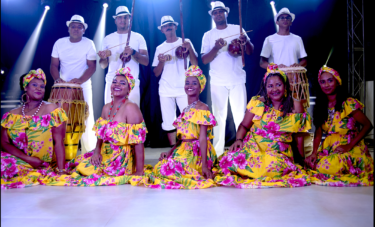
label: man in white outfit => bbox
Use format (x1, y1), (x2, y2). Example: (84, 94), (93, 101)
(50, 15), (97, 154)
(201, 1), (254, 156)
(152, 16), (198, 146)
(260, 8), (307, 69)
(98, 6), (149, 106)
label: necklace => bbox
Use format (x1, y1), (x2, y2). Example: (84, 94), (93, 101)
(108, 99), (126, 121)
(22, 101), (43, 119)
(183, 100), (198, 113)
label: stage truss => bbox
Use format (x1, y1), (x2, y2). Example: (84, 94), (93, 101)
(347, 0), (365, 105)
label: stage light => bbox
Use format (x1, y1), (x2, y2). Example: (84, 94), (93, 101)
(45, 5), (50, 10)
(270, 1), (275, 5)
(103, 3), (108, 8)
(1, 70), (4, 75)
(5, 6), (49, 100)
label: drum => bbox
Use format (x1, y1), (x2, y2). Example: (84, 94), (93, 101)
(48, 83), (88, 160)
(280, 66), (310, 108)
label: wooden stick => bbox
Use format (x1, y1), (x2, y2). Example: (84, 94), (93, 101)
(220, 30), (252, 40)
(122, 0), (135, 68)
(180, 0), (187, 70)
(239, 0), (245, 67)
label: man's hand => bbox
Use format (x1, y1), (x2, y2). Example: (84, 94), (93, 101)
(123, 46), (133, 57)
(214, 38), (226, 50)
(98, 50), (111, 59)
(158, 54), (167, 63)
(69, 78), (85, 84)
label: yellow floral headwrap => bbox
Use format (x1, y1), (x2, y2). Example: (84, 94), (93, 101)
(115, 67), (135, 92)
(185, 65), (206, 93)
(23, 68), (47, 89)
(263, 63), (287, 83)
(318, 65), (342, 85)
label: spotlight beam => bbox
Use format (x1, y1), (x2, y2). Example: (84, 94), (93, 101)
(5, 7), (49, 100)
(270, 1), (278, 32)
(91, 6), (107, 118)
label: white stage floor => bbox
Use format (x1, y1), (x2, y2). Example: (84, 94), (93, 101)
(1, 148), (374, 227)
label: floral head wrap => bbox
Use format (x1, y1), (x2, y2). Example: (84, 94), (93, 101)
(263, 63), (287, 83)
(115, 67), (135, 92)
(185, 65), (206, 93)
(318, 65), (342, 85)
(23, 68), (47, 89)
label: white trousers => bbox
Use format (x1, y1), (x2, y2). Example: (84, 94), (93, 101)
(105, 76), (140, 107)
(211, 83), (247, 156)
(160, 95), (188, 131)
(80, 81), (97, 153)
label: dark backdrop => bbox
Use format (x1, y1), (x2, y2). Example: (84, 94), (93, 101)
(1, 0), (358, 147)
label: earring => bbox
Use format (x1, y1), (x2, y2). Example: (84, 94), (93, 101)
(21, 93), (29, 104)
(284, 89), (287, 97)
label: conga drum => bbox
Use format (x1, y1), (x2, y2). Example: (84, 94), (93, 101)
(280, 66), (310, 108)
(48, 83), (88, 160)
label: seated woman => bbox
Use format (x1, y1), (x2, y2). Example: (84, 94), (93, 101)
(146, 65), (217, 189)
(305, 66), (373, 186)
(214, 64), (311, 188)
(1, 69), (67, 189)
(46, 67), (148, 187)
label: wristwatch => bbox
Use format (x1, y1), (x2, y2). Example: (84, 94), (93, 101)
(131, 49), (137, 55)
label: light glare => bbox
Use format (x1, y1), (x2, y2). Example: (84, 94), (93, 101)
(270, 1), (275, 5)
(1, 70), (4, 75)
(103, 3), (108, 8)
(45, 5), (50, 10)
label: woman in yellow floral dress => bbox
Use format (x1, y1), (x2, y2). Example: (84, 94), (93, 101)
(1, 69), (67, 189)
(45, 67), (149, 187)
(305, 66), (373, 186)
(214, 64), (311, 188)
(145, 65), (218, 189)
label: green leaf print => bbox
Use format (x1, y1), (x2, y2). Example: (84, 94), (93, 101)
(245, 165), (253, 173)
(204, 115), (211, 123)
(41, 152), (51, 161)
(180, 178), (193, 188)
(132, 129), (139, 136)
(260, 138), (274, 143)
(186, 151), (194, 164)
(118, 175), (132, 185)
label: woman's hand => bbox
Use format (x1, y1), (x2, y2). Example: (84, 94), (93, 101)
(90, 153), (103, 167)
(202, 166), (213, 180)
(27, 156), (44, 169)
(305, 153), (317, 170)
(159, 152), (169, 161)
(334, 144), (352, 154)
(229, 139), (243, 152)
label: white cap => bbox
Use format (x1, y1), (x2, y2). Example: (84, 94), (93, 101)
(157, 16), (179, 30)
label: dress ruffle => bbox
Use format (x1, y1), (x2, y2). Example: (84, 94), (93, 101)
(173, 108), (217, 127)
(93, 117), (147, 145)
(247, 96), (311, 133)
(1, 108), (67, 130)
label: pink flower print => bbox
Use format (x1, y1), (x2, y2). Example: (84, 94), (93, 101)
(83, 151), (94, 159)
(354, 101), (362, 110)
(32, 115), (40, 123)
(287, 178), (306, 187)
(347, 117), (355, 130)
(7, 182), (25, 189)
(328, 181), (346, 187)
(219, 155), (234, 174)
(1, 157), (18, 178)
(97, 126), (106, 138)
(278, 142), (289, 152)
(321, 149), (329, 156)
(222, 176), (234, 186)
(1, 112), (9, 120)
(233, 153), (247, 169)
(14, 132), (28, 151)
(110, 144), (120, 152)
(160, 160), (175, 176)
(174, 162), (185, 175)
(256, 128), (267, 137)
(41, 114), (51, 127)
(165, 181), (183, 189)
(138, 128), (146, 142)
(107, 121), (118, 128)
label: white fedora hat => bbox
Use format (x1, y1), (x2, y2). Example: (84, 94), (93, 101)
(274, 7), (295, 22)
(157, 15), (179, 30)
(208, 1), (230, 16)
(113, 6), (130, 19)
(66, 15), (88, 30)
